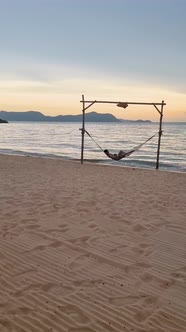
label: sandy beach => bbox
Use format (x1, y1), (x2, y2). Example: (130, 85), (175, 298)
(0, 154), (186, 332)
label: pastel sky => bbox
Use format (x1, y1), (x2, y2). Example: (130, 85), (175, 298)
(0, 0), (186, 121)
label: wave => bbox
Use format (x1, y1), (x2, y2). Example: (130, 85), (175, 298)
(0, 122), (185, 172)
(1, 148), (185, 173)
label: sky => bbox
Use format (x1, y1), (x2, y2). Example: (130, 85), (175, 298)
(0, 0), (186, 121)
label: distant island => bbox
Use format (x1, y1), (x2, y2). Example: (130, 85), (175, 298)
(0, 110), (151, 123)
(0, 118), (8, 123)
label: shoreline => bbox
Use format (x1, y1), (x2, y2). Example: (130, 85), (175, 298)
(0, 150), (185, 173)
(1, 121), (185, 174)
(0, 154), (186, 331)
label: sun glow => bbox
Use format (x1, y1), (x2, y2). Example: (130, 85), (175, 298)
(0, 78), (185, 122)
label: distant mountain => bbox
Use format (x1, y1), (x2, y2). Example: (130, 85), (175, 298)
(0, 111), (120, 122)
(0, 110), (151, 123)
(0, 118), (8, 123)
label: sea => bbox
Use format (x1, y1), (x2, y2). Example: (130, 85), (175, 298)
(0, 122), (185, 172)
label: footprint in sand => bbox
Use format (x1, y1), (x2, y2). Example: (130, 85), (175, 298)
(131, 246), (145, 255)
(88, 236), (101, 246)
(143, 295), (158, 306)
(109, 244), (128, 253)
(13, 283), (43, 297)
(141, 272), (177, 290)
(45, 227), (69, 234)
(88, 224), (106, 234)
(14, 282), (74, 298)
(136, 261), (152, 269)
(42, 283), (74, 297)
(72, 279), (102, 288)
(126, 261), (151, 274)
(25, 224), (40, 230)
(133, 295), (159, 323)
(132, 223), (148, 232)
(109, 295), (139, 306)
(68, 328), (95, 332)
(0, 302), (33, 316)
(20, 218), (38, 224)
(0, 319), (14, 332)
(0, 252), (5, 259)
(134, 307), (155, 323)
(13, 268), (37, 281)
(69, 254), (91, 270)
(88, 223), (97, 229)
(68, 236), (90, 245)
(6, 306), (33, 315)
(24, 240), (63, 253)
(139, 243), (154, 257)
(58, 223), (69, 229)
(49, 240), (63, 248)
(170, 267), (186, 281)
(139, 272), (153, 283)
(62, 305), (90, 324)
(159, 279), (175, 289)
(139, 243), (152, 249)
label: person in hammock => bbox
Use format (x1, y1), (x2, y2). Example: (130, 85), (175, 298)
(104, 149), (135, 161)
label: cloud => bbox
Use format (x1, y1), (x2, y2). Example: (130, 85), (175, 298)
(0, 54), (186, 121)
(1, 52), (186, 96)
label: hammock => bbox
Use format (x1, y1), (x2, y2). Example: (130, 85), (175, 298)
(82, 129), (161, 161)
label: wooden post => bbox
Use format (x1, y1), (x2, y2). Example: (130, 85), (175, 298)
(80, 95), (85, 164)
(156, 100), (164, 169)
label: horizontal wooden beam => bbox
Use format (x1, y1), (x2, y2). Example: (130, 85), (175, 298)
(80, 100), (166, 106)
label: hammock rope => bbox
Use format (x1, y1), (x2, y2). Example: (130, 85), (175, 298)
(81, 128), (162, 161)
(83, 129), (105, 152)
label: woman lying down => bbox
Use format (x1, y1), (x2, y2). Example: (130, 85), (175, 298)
(104, 149), (135, 161)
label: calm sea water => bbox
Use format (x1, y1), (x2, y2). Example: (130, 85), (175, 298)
(0, 122), (185, 172)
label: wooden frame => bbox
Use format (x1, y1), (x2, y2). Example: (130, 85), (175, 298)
(80, 95), (166, 169)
